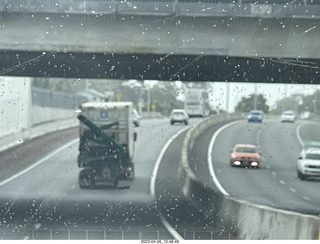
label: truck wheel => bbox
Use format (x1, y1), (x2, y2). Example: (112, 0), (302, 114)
(79, 174), (94, 188)
(112, 179), (119, 188)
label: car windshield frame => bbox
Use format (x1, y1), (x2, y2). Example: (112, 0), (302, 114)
(283, 112), (295, 116)
(305, 153), (320, 160)
(235, 147), (257, 153)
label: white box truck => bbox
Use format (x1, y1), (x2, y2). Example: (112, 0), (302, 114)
(184, 89), (209, 117)
(77, 102), (137, 188)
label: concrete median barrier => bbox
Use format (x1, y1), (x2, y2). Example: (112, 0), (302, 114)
(178, 114), (319, 240)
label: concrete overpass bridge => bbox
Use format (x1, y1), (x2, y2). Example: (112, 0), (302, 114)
(0, 0), (319, 83)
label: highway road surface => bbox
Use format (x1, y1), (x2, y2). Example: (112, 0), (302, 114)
(0, 117), (212, 240)
(190, 118), (320, 216)
(1, 116), (319, 240)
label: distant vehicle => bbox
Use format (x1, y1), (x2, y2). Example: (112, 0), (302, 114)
(300, 111), (311, 120)
(209, 109), (218, 116)
(247, 110), (264, 123)
(230, 144), (261, 168)
(132, 109), (141, 127)
(281, 111), (296, 123)
(77, 102), (137, 188)
(297, 147), (320, 180)
(170, 109), (189, 125)
(184, 89), (209, 117)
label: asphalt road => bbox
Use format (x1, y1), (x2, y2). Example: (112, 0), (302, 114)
(3, 116), (318, 240)
(191, 118), (320, 216)
(0, 117), (203, 240)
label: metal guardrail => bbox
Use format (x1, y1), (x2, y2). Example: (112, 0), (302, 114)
(0, 0), (320, 18)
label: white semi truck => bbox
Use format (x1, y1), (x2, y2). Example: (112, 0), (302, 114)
(77, 102), (137, 188)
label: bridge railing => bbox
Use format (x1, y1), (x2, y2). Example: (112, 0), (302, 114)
(0, 0), (320, 18)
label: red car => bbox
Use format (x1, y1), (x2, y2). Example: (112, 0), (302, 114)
(230, 144), (261, 168)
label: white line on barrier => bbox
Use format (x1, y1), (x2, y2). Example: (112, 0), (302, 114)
(207, 120), (241, 197)
(0, 139), (78, 187)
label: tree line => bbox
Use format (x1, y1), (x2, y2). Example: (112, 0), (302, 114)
(235, 91), (320, 117)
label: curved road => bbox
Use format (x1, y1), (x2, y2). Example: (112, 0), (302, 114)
(208, 119), (320, 215)
(2, 116), (318, 239)
(0, 117), (202, 240)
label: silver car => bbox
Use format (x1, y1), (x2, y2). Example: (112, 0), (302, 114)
(297, 147), (320, 180)
(170, 109), (189, 125)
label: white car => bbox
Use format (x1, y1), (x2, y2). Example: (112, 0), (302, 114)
(297, 147), (320, 180)
(281, 111), (296, 123)
(170, 109), (189, 125)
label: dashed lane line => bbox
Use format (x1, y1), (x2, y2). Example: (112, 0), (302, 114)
(289, 188), (297, 193)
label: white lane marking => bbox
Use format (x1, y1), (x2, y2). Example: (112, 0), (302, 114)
(0, 139), (24, 153)
(208, 120), (242, 197)
(150, 126), (191, 198)
(0, 139), (78, 187)
(302, 196), (311, 202)
(296, 124), (304, 147)
(150, 125), (191, 241)
(256, 128), (262, 146)
(279, 180), (285, 185)
(289, 188), (296, 193)
(159, 215), (184, 240)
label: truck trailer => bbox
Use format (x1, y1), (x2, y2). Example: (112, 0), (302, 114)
(77, 102), (137, 188)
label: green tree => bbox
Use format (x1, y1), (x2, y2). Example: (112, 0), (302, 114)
(271, 94), (304, 115)
(300, 91), (320, 115)
(235, 94), (269, 113)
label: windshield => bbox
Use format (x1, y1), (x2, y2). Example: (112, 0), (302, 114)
(235, 147), (257, 153)
(306, 153), (320, 160)
(0, 0), (320, 241)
